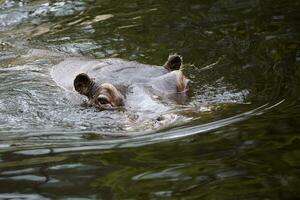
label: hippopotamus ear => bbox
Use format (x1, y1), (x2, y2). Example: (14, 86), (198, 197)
(74, 73), (91, 94)
(164, 54), (182, 71)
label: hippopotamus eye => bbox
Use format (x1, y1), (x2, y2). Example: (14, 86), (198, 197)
(98, 96), (110, 105)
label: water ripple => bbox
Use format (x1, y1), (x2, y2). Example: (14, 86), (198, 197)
(0, 101), (282, 156)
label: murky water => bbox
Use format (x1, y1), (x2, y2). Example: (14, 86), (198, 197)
(0, 0), (299, 199)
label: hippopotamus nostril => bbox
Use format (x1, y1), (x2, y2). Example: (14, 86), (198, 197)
(156, 115), (165, 121)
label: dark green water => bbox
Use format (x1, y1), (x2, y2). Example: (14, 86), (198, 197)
(0, 0), (300, 199)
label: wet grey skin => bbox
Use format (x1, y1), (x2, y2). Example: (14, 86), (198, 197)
(72, 54), (189, 110)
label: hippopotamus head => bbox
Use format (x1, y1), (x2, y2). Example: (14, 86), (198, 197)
(71, 54), (189, 110)
(74, 73), (125, 109)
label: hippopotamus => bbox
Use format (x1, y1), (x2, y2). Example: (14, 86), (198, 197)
(51, 54), (189, 112)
